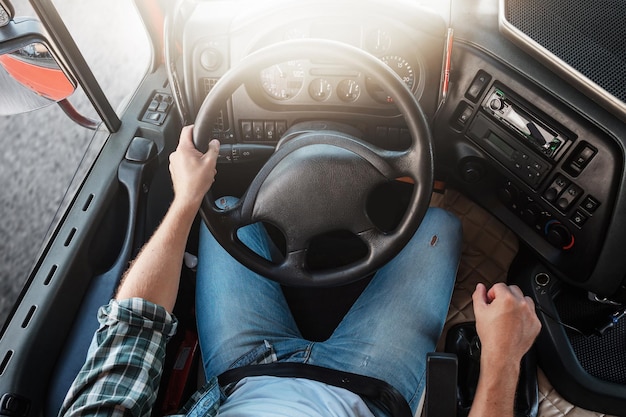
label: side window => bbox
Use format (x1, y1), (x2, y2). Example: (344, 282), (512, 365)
(0, 0), (149, 327)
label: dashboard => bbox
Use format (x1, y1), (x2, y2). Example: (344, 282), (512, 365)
(181, 0), (445, 149)
(176, 0), (626, 299)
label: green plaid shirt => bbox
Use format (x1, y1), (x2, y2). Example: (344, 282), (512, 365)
(58, 298), (188, 417)
(58, 298), (288, 417)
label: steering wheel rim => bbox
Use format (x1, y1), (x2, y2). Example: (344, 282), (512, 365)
(194, 38), (433, 287)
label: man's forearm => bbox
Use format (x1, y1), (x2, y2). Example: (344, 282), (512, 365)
(468, 358), (520, 417)
(60, 299), (176, 417)
(115, 199), (199, 312)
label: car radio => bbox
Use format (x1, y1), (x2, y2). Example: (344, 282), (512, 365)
(481, 87), (570, 160)
(467, 86), (572, 189)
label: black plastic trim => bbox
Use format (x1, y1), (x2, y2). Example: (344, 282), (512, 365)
(28, 0), (121, 132)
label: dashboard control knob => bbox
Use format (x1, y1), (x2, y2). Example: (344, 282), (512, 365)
(497, 182), (519, 205)
(489, 98), (504, 111)
(200, 48), (222, 71)
(544, 220), (574, 250)
(459, 161), (484, 183)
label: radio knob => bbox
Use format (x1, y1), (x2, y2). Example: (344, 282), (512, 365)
(545, 220), (574, 250)
(489, 98), (504, 111)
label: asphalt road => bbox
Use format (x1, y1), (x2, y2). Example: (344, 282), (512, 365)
(0, 0), (148, 328)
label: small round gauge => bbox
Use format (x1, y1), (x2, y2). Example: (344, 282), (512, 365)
(309, 78), (332, 101)
(366, 29), (392, 55)
(366, 55), (415, 104)
(337, 79), (361, 102)
(260, 61), (305, 100)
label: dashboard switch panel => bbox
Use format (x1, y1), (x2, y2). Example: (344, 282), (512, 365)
(499, 180), (576, 251)
(544, 175), (584, 213)
(240, 120), (288, 142)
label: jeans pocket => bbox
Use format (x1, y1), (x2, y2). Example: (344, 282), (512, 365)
(227, 340), (277, 370)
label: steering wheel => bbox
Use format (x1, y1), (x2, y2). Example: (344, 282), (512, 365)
(194, 39), (433, 287)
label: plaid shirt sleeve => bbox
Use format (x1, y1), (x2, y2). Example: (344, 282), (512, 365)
(58, 298), (178, 417)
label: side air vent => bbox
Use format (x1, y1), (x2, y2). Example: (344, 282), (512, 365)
(500, 0), (626, 121)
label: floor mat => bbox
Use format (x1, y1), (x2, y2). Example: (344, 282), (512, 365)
(429, 189), (614, 417)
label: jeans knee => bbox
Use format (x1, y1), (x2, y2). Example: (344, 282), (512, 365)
(425, 207), (462, 239)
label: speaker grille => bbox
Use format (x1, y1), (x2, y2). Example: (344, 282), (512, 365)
(505, 0), (626, 103)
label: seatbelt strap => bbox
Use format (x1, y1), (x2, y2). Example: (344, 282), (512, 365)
(218, 362), (413, 417)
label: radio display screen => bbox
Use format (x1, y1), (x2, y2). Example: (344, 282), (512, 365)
(486, 131), (516, 159)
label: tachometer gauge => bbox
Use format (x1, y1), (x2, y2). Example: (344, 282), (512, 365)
(366, 55), (415, 104)
(260, 60), (305, 100)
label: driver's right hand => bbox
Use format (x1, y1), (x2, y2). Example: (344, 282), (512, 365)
(472, 282), (541, 365)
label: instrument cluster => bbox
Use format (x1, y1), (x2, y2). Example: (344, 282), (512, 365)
(184, 1), (446, 143)
(253, 23), (426, 108)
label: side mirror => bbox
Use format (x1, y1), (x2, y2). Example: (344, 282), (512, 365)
(0, 0), (15, 27)
(0, 17), (76, 115)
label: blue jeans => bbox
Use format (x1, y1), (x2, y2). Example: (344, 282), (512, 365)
(196, 203), (462, 413)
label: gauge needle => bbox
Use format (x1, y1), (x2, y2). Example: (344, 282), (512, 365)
(276, 64), (285, 78)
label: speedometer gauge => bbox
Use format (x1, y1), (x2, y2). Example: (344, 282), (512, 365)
(260, 61), (305, 100)
(366, 55), (416, 104)
(382, 55), (415, 89)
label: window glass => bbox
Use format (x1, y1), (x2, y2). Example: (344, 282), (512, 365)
(52, 0), (150, 115)
(0, 0), (149, 328)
